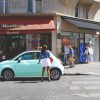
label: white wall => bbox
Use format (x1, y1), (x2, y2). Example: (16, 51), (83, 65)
(93, 9), (100, 22)
(94, 35), (99, 61)
(94, 0), (100, 2)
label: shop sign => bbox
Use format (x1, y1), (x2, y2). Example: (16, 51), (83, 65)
(6, 31), (20, 34)
(0, 24), (24, 28)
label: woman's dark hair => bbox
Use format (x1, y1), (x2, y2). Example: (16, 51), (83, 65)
(41, 45), (47, 52)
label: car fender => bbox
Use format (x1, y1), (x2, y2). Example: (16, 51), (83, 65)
(51, 61), (64, 75)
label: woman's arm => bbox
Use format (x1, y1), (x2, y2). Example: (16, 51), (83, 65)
(38, 53), (42, 63)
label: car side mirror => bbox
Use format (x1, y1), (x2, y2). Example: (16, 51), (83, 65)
(18, 58), (22, 63)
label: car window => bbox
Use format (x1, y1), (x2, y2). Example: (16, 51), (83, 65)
(14, 52), (40, 60)
(22, 52), (40, 60)
(22, 53), (33, 60)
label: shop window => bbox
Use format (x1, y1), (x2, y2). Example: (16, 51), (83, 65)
(0, 0), (42, 14)
(5, 0), (9, 13)
(61, 32), (73, 45)
(27, 33), (51, 51)
(61, 32), (80, 63)
(0, 35), (26, 60)
(0, 0), (4, 13)
(0, 0), (9, 13)
(28, 0), (33, 13)
(75, 4), (79, 17)
(75, 3), (88, 19)
(40, 33), (51, 51)
(31, 34), (40, 50)
(36, 0), (42, 13)
(85, 34), (94, 44)
(9, 0), (27, 13)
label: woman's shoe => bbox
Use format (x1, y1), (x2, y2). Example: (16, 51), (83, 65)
(48, 78), (51, 82)
(41, 79), (43, 82)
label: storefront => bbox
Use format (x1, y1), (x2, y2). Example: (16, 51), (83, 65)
(0, 15), (55, 61)
(57, 16), (100, 63)
(61, 32), (95, 63)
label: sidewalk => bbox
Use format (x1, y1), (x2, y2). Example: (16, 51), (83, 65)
(64, 62), (100, 75)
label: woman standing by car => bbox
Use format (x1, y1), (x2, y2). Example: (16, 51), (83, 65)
(38, 45), (51, 82)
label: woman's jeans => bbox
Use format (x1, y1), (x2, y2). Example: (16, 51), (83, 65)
(88, 54), (93, 62)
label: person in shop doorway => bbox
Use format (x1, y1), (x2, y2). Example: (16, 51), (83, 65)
(38, 45), (51, 82)
(88, 42), (94, 62)
(84, 47), (89, 63)
(64, 43), (72, 65)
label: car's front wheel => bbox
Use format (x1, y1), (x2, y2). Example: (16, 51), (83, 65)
(2, 69), (14, 81)
(50, 69), (61, 80)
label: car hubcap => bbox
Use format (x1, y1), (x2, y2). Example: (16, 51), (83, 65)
(51, 70), (60, 80)
(4, 71), (13, 80)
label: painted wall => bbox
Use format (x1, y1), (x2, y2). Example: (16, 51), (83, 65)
(42, 0), (100, 22)
(52, 31), (57, 55)
(93, 9), (100, 22)
(88, 2), (100, 20)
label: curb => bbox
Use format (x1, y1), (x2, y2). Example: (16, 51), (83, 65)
(63, 72), (100, 76)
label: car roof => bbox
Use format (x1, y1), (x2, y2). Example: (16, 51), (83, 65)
(23, 50), (52, 53)
(23, 50), (41, 53)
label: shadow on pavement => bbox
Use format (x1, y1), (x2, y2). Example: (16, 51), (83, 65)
(0, 77), (50, 83)
(63, 73), (93, 76)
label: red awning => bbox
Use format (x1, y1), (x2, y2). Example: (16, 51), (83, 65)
(0, 17), (55, 34)
(9, 19), (55, 31)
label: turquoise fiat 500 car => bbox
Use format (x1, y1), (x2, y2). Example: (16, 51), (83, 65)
(0, 51), (64, 81)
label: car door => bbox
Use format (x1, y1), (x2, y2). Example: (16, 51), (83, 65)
(14, 52), (42, 77)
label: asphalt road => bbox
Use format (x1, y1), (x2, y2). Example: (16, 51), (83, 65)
(0, 74), (100, 100)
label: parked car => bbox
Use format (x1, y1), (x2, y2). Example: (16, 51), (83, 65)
(0, 51), (64, 81)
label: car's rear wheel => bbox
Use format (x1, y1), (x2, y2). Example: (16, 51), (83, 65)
(50, 69), (61, 80)
(2, 69), (14, 81)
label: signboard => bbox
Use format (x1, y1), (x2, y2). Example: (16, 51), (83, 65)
(32, 34), (40, 50)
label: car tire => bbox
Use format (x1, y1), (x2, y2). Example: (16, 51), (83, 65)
(2, 69), (14, 81)
(50, 69), (61, 80)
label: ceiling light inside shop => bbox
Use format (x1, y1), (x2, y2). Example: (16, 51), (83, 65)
(96, 31), (100, 35)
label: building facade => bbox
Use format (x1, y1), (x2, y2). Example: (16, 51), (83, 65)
(0, 0), (100, 62)
(42, 0), (100, 62)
